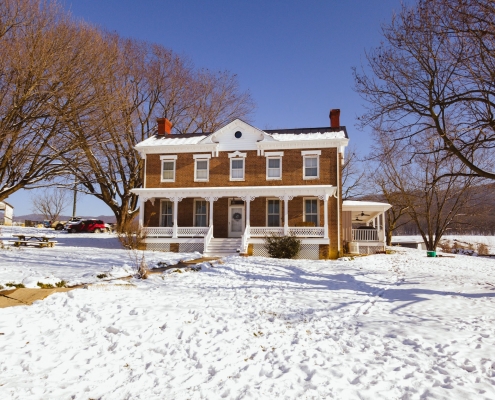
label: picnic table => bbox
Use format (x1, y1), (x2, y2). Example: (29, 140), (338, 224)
(12, 234), (58, 248)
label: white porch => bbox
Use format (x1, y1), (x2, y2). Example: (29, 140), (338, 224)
(132, 185), (337, 257)
(342, 200), (392, 254)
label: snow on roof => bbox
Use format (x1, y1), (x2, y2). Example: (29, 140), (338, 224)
(343, 200), (391, 207)
(136, 134), (208, 147)
(268, 131), (346, 141)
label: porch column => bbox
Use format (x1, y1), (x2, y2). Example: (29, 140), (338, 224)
(138, 197), (145, 229)
(206, 196), (219, 228)
(278, 195), (292, 235)
(382, 211), (387, 247)
(323, 195), (329, 239)
(172, 196), (182, 239)
(240, 195), (256, 231)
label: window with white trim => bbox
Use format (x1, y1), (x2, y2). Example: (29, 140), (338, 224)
(160, 200), (173, 227)
(302, 150), (320, 180)
(160, 155), (177, 182)
(194, 199), (208, 227)
(267, 157), (281, 179)
(195, 159), (209, 181)
(230, 158), (245, 180)
(304, 198), (319, 226)
(267, 199), (281, 227)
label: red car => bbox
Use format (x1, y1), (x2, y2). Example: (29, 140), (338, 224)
(65, 219), (106, 233)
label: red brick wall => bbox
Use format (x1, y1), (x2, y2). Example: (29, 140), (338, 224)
(145, 148), (338, 188)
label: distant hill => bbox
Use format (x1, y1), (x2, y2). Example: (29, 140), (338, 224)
(13, 213), (117, 223)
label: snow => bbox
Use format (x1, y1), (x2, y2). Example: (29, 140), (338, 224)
(136, 134), (207, 147)
(269, 131), (346, 141)
(1, 228), (495, 399)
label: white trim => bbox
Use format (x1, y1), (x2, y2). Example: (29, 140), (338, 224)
(303, 197), (320, 227)
(264, 151), (284, 157)
(194, 158), (209, 182)
(266, 156), (282, 181)
(161, 159), (176, 182)
(160, 155), (178, 160)
(193, 154), (212, 159)
(230, 158), (245, 181)
(303, 154), (319, 180)
(266, 198), (282, 227)
(301, 150), (321, 156)
(228, 151), (247, 158)
(132, 185), (337, 201)
(193, 199), (209, 227)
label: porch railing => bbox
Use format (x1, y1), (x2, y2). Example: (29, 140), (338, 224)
(249, 226), (325, 237)
(144, 227), (209, 238)
(352, 229), (378, 242)
(204, 225), (214, 251)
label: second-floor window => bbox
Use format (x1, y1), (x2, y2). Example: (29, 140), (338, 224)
(195, 160), (209, 181)
(230, 158), (245, 180)
(302, 150), (321, 179)
(267, 157), (281, 179)
(160, 155), (177, 182)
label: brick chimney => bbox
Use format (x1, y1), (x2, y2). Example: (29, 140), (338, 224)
(157, 118), (173, 135)
(329, 109), (340, 128)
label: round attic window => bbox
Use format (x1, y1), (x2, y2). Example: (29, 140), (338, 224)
(234, 131), (242, 139)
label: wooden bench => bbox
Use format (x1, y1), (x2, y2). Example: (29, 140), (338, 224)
(13, 240), (58, 248)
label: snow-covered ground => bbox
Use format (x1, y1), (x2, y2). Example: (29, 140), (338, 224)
(1, 227), (495, 399)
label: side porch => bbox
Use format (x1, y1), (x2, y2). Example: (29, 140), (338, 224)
(342, 200), (392, 254)
(132, 185), (339, 259)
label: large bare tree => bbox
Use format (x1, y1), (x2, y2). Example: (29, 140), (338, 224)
(374, 131), (480, 251)
(62, 38), (255, 229)
(354, 0), (495, 180)
(0, 0), (111, 202)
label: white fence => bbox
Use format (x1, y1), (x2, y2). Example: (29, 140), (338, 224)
(144, 227), (209, 237)
(352, 229), (378, 242)
(250, 227), (325, 237)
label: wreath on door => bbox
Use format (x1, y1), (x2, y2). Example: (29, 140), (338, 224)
(233, 212), (242, 221)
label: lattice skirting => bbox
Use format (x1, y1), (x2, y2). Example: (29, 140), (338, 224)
(179, 243), (204, 253)
(359, 245), (385, 255)
(146, 243), (171, 252)
(252, 243), (320, 260)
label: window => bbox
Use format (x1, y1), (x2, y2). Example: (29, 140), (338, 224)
(267, 158), (281, 179)
(304, 198), (319, 226)
(195, 159), (209, 181)
(302, 150), (320, 179)
(160, 200), (173, 227)
(267, 199), (281, 227)
(160, 155), (177, 182)
(194, 200), (208, 227)
(230, 158), (245, 180)
(304, 156), (318, 178)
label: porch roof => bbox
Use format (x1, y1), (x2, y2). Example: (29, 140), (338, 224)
(342, 200), (392, 225)
(132, 185), (337, 202)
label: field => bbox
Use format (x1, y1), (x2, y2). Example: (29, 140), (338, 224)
(1, 227), (495, 399)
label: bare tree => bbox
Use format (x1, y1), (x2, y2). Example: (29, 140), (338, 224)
(341, 145), (367, 200)
(62, 38), (255, 230)
(374, 131), (480, 251)
(354, 0), (495, 180)
(31, 187), (69, 221)
(0, 0), (111, 202)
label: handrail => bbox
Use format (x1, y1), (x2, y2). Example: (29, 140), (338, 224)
(241, 226), (250, 254)
(204, 225), (214, 252)
(352, 229), (378, 242)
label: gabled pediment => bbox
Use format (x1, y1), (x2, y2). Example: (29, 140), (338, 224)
(199, 119), (275, 151)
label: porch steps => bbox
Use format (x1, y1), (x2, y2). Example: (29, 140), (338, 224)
(204, 238), (242, 257)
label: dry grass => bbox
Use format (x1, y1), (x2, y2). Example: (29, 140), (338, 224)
(477, 243), (490, 256)
(118, 221), (149, 279)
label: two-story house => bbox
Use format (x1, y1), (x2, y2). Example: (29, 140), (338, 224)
(132, 109), (391, 259)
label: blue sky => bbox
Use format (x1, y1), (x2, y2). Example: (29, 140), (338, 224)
(9, 0), (402, 217)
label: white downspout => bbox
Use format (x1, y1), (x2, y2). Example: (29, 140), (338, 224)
(336, 148), (341, 255)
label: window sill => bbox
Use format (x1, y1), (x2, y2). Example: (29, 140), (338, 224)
(194, 179), (209, 182)
(266, 177), (282, 181)
(303, 176), (319, 180)
(230, 178), (245, 181)
(161, 179), (176, 183)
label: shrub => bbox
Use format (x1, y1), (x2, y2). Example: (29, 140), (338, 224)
(37, 282), (54, 289)
(55, 280), (67, 288)
(96, 274), (107, 279)
(477, 243), (489, 256)
(6, 282), (25, 288)
(264, 234), (301, 259)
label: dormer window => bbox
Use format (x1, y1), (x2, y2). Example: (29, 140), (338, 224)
(160, 155), (177, 182)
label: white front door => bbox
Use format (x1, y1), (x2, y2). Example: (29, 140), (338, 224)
(228, 206), (245, 237)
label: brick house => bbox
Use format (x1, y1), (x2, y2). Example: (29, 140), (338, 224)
(132, 109), (391, 259)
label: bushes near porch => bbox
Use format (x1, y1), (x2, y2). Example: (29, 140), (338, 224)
(263, 234), (301, 259)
